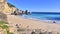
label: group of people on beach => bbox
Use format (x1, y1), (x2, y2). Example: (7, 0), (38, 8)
(14, 20), (57, 34)
(15, 24), (37, 34)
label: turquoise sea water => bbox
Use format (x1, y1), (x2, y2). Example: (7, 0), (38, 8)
(22, 12), (60, 21)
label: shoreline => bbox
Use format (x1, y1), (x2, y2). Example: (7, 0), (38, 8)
(16, 15), (60, 24)
(7, 15), (60, 33)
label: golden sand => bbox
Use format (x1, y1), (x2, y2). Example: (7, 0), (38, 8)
(7, 15), (60, 33)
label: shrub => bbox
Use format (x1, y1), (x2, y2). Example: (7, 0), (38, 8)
(40, 32), (43, 34)
(0, 21), (8, 25)
(7, 30), (14, 34)
(2, 25), (9, 29)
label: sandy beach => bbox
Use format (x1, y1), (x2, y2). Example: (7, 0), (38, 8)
(7, 15), (60, 33)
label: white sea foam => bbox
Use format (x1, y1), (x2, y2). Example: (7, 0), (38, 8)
(16, 15), (60, 24)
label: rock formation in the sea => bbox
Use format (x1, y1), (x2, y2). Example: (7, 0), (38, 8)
(25, 10), (31, 15)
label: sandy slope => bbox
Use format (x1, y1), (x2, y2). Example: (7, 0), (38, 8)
(7, 15), (60, 33)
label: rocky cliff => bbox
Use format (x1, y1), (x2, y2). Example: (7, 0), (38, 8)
(0, 0), (30, 15)
(0, 0), (22, 14)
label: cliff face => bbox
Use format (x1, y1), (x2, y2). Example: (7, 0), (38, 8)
(4, 2), (17, 14)
(0, 0), (22, 14)
(0, 0), (30, 15)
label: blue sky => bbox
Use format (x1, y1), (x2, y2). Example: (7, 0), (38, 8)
(7, 0), (60, 12)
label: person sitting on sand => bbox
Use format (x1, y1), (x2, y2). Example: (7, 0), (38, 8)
(31, 31), (36, 34)
(16, 24), (18, 26)
(31, 30), (36, 34)
(15, 24), (20, 29)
